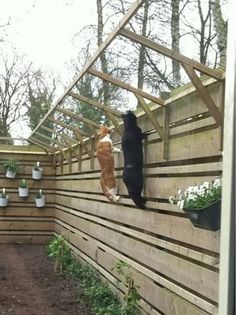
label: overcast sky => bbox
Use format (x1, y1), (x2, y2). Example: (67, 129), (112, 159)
(1, 0), (97, 74)
(1, 0), (97, 139)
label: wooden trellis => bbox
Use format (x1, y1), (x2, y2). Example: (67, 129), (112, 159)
(28, 0), (224, 167)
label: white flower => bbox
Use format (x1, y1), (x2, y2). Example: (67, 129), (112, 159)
(213, 178), (221, 188)
(186, 194), (197, 201)
(186, 186), (195, 193)
(180, 200), (184, 209)
(2, 188), (5, 194)
(169, 196), (174, 204)
(202, 182), (210, 189)
(193, 186), (199, 193)
(37, 161), (40, 167)
(177, 189), (182, 195)
(197, 188), (205, 196)
(177, 200), (184, 208)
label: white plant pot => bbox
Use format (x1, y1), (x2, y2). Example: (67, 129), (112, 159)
(32, 168), (43, 180)
(35, 196), (45, 208)
(6, 169), (16, 179)
(0, 196), (8, 207)
(18, 187), (29, 198)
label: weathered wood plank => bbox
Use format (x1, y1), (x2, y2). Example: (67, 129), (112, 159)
(54, 201), (218, 266)
(0, 235), (52, 244)
(54, 210), (219, 301)
(54, 194), (219, 252)
(55, 222), (218, 314)
(0, 221), (54, 231)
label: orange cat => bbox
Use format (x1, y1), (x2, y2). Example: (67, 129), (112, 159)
(96, 125), (121, 202)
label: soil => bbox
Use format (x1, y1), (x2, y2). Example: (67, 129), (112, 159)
(0, 244), (91, 315)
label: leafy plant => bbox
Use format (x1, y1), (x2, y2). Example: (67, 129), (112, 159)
(0, 188), (7, 198)
(169, 178), (221, 210)
(112, 260), (141, 315)
(3, 159), (19, 173)
(48, 235), (73, 272)
(35, 189), (43, 199)
(19, 179), (28, 188)
(48, 236), (124, 315)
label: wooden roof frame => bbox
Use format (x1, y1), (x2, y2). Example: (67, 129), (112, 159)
(28, 0), (224, 155)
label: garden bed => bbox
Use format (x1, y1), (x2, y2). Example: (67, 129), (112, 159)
(0, 244), (91, 315)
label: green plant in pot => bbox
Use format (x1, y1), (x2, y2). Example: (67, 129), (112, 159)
(169, 178), (221, 231)
(0, 188), (9, 207)
(4, 160), (19, 178)
(18, 179), (29, 198)
(35, 189), (45, 208)
(32, 161), (43, 180)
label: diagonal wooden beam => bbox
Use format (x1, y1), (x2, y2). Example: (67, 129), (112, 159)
(47, 117), (88, 138)
(135, 94), (164, 139)
(68, 92), (122, 134)
(35, 132), (68, 162)
(40, 125), (78, 144)
(57, 107), (101, 129)
(182, 63), (223, 126)
(48, 117), (92, 157)
(68, 92), (121, 117)
(29, 0), (145, 138)
(120, 29), (223, 80)
(30, 137), (56, 152)
(40, 125), (80, 160)
(28, 138), (51, 153)
(35, 132), (67, 149)
(88, 67), (164, 106)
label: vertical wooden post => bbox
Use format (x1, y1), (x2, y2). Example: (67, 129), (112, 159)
(163, 106), (170, 160)
(78, 143), (82, 171)
(90, 138), (95, 170)
(68, 149), (72, 173)
(219, 80), (225, 152)
(219, 5), (236, 315)
(60, 154), (64, 174)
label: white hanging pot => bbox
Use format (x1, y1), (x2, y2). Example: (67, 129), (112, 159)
(18, 187), (29, 198)
(35, 196), (45, 208)
(6, 169), (16, 179)
(32, 168), (43, 180)
(0, 196), (8, 207)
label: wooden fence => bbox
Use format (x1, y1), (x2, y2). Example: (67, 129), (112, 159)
(0, 148), (55, 244)
(0, 79), (223, 315)
(53, 79), (223, 315)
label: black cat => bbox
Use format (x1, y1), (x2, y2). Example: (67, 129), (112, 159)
(121, 111), (146, 209)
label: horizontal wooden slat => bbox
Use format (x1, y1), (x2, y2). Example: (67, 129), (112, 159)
(0, 234), (52, 244)
(0, 221), (54, 231)
(0, 207), (54, 217)
(54, 210), (218, 301)
(55, 175), (219, 200)
(54, 194), (219, 252)
(55, 222), (218, 315)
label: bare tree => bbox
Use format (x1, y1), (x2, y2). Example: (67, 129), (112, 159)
(210, 0), (227, 66)
(97, 0), (110, 104)
(0, 52), (31, 138)
(171, 0), (181, 86)
(26, 70), (58, 134)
